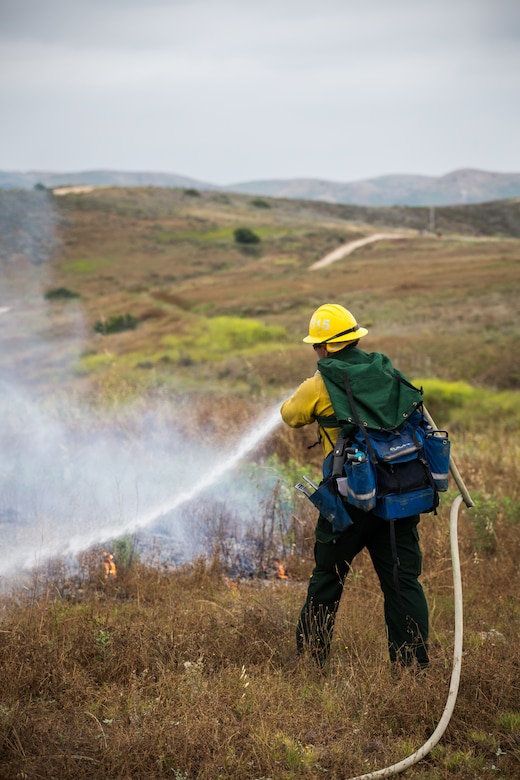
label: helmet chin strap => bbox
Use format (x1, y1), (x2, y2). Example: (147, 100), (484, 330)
(318, 324), (360, 344)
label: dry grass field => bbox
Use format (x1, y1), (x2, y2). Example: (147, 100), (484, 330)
(0, 187), (519, 779)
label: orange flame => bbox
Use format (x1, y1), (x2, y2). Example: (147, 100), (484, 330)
(102, 551), (117, 579)
(224, 577), (238, 591)
(275, 562), (289, 579)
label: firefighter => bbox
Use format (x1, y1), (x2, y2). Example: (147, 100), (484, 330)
(280, 304), (429, 669)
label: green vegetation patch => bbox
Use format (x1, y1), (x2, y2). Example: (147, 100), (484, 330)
(44, 286), (80, 301)
(161, 315), (288, 361)
(465, 492), (519, 555)
(250, 198), (272, 209)
(497, 710), (520, 731)
(415, 378), (520, 432)
(94, 313), (139, 335)
(155, 226), (236, 244)
(154, 224), (293, 246)
(272, 256), (300, 266)
(76, 352), (116, 374)
(61, 257), (110, 274)
(77, 315), (289, 378)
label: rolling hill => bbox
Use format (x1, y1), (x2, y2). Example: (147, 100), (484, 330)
(2, 167), (520, 207)
(1, 186), (518, 397)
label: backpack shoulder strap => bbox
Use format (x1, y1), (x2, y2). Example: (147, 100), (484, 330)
(314, 413), (339, 428)
(342, 372), (378, 464)
(389, 368), (423, 396)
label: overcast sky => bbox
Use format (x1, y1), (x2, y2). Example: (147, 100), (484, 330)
(1, 0), (519, 185)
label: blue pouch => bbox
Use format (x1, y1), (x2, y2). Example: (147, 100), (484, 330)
(296, 477), (353, 534)
(424, 431), (450, 491)
(374, 486), (437, 520)
(343, 456), (376, 511)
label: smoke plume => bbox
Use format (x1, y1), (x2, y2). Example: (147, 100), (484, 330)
(0, 191), (285, 585)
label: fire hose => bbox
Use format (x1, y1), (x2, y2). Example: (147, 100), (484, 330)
(348, 406), (474, 780)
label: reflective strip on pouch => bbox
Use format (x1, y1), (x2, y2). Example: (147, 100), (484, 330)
(348, 487), (377, 501)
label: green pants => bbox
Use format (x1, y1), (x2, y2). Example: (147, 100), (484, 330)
(297, 505), (429, 667)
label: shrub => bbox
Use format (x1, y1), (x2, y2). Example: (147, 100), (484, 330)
(183, 188), (200, 197)
(94, 313), (139, 335)
(234, 227), (261, 244)
(44, 287), (80, 301)
(111, 535), (139, 573)
(250, 198), (271, 209)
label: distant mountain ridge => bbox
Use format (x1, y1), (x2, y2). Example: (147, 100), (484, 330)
(227, 169), (520, 206)
(1, 167), (520, 207)
(0, 169), (215, 192)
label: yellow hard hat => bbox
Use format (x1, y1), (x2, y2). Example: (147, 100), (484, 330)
(303, 303), (368, 345)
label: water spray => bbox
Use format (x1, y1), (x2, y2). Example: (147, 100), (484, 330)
(1, 404), (282, 578)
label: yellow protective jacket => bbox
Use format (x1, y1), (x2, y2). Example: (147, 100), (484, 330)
(280, 370), (340, 457)
(281, 371), (342, 543)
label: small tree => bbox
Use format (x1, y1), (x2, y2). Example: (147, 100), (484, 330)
(234, 227), (261, 245)
(94, 313), (139, 335)
(44, 287), (80, 301)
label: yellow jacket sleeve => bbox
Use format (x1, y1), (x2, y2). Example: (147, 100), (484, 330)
(280, 371), (339, 456)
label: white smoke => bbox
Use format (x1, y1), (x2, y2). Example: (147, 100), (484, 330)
(0, 191), (286, 583)
(0, 391), (283, 578)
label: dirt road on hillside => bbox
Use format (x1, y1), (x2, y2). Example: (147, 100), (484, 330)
(309, 232), (409, 270)
(53, 186), (97, 195)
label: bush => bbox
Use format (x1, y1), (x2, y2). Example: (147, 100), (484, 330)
(111, 535), (139, 573)
(234, 227), (261, 245)
(250, 198), (271, 209)
(44, 287), (80, 301)
(183, 188), (200, 197)
(94, 313), (139, 335)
